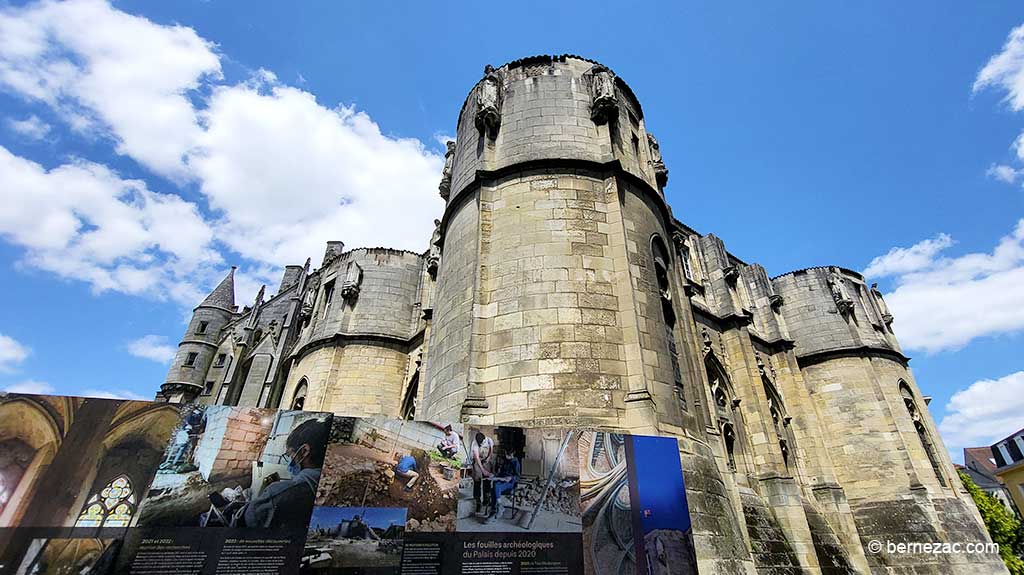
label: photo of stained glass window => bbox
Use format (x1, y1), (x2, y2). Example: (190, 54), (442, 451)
(75, 474), (135, 527)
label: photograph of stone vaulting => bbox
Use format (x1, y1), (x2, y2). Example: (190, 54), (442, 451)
(155, 55), (1006, 574)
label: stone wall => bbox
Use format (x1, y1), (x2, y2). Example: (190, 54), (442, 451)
(286, 342), (409, 418)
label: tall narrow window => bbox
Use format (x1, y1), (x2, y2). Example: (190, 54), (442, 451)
(401, 373), (419, 420)
(652, 236), (684, 410)
(899, 381), (947, 487)
(763, 374), (796, 470)
(706, 354), (742, 473)
(203, 381), (214, 396)
(75, 475), (135, 527)
(196, 321), (209, 334)
(214, 353), (227, 367)
(292, 379), (308, 411)
(322, 280), (336, 318)
(679, 243), (694, 281)
(184, 352), (198, 367)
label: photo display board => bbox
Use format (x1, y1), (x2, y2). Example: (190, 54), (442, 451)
(0, 393), (698, 575)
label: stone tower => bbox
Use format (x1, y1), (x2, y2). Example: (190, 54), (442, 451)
(161, 267), (238, 402)
(421, 56), (687, 434)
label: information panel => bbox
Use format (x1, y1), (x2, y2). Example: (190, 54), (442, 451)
(0, 393), (697, 575)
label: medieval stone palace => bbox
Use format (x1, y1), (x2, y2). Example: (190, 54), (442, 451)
(159, 55), (1005, 574)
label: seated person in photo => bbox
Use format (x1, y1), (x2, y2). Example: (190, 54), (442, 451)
(347, 514), (380, 541)
(437, 424), (460, 458)
(232, 418), (328, 529)
(395, 453), (420, 491)
(486, 446), (520, 523)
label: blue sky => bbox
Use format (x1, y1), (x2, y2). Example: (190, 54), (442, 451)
(0, 1), (1022, 461)
(309, 506), (406, 532)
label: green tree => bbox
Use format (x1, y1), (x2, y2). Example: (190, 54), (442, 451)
(959, 470), (1024, 575)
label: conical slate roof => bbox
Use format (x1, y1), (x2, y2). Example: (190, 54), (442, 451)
(199, 266), (236, 310)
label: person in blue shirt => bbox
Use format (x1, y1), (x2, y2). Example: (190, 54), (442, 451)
(395, 453), (419, 492)
(486, 446), (520, 523)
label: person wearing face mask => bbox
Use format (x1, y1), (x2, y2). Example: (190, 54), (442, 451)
(236, 418), (329, 529)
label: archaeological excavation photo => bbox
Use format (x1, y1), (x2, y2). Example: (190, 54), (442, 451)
(315, 417), (461, 533)
(458, 425), (581, 533)
(134, 406), (330, 529)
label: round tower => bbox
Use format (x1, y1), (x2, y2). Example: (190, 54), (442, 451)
(161, 267), (238, 403)
(278, 247), (426, 417)
(421, 55), (696, 433)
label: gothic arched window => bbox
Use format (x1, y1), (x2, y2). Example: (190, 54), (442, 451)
(705, 355), (742, 472)
(762, 375), (795, 469)
(652, 235), (684, 411)
(291, 378), (308, 411)
(75, 475), (136, 527)
(899, 381), (947, 487)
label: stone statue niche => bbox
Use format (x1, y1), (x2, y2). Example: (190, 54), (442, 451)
(427, 219), (442, 279)
(647, 132), (669, 188)
(828, 269), (854, 316)
(340, 261), (363, 302)
(475, 65), (502, 139)
(438, 140), (455, 200)
(589, 64), (619, 124)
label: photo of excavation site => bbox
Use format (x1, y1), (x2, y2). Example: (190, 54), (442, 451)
(301, 506), (405, 575)
(315, 417), (461, 532)
(135, 405), (330, 529)
(458, 426), (581, 532)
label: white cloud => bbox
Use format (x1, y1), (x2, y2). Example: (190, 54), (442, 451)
(0, 0), (445, 310)
(939, 371), (1024, 458)
(127, 334), (176, 363)
(2, 379), (54, 394)
(863, 233), (955, 278)
(80, 388), (148, 400)
(0, 145), (221, 304)
(7, 114), (50, 139)
(193, 81), (443, 266)
(0, 333), (30, 372)
(0, 0), (221, 179)
(974, 24), (1024, 112)
(865, 220), (1024, 353)
(987, 163), (1022, 185)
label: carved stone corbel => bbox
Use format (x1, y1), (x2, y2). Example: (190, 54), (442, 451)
(723, 266), (739, 285)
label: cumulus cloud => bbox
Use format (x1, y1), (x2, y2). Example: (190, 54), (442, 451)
(0, 333), (30, 372)
(2, 379), (54, 394)
(193, 80), (443, 265)
(0, 0), (221, 178)
(987, 163), (1022, 185)
(939, 371), (1024, 458)
(974, 24), (1024, 113)
(127, 334), (177, 363)
(864, 233), (955, 278)
(864, 220), (1024, 353)
(0, 146), (222, 304)
(7, 114), (50, 140)
(0, 0), (444, 309)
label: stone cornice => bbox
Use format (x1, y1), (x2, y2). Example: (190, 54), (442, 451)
(441, 158), (669, 241)
(290, 329), (425, 363)
(795, 346), (911, 369)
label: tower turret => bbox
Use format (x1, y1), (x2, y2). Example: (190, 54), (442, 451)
(161, 267), (238, 403)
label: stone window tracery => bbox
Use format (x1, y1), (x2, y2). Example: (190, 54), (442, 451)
(75, 474), (135, 527)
